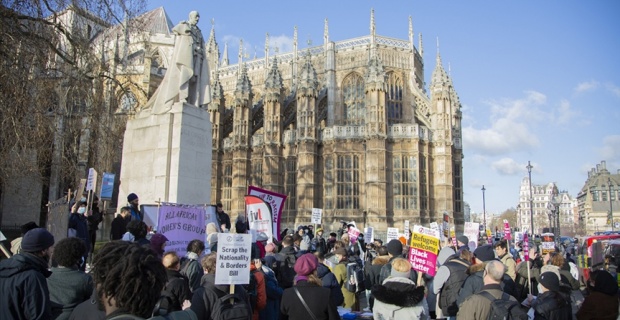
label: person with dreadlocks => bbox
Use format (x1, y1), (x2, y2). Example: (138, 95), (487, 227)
(92, 241), (197, 319)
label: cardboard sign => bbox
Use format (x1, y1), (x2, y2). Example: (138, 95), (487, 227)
(248, 186), (287, 241)
(157, 204), (206, 257)
(215, 233), (252, 285)
(464, 222), (480, 250)
(364, 227), (374, 243)
(311, 208), (322, 225)
(246, 196), (273, 243)
(386, 228), (399, 242)
(503, 220), (511, 241)
(409, 225), (440, 276)
(541, 233), (555, 255)
(404, 220), (410, 239)
(86, 168), (98, 192)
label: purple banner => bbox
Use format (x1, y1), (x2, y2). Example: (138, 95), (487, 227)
(157, 204), (206, 257)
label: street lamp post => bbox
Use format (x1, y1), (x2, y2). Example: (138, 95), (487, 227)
(609, 177), (614, 231)
(527, 161), (534, 235)
(482, 185), (487, 230)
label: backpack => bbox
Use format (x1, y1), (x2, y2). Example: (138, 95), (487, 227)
(274, 253), (296, 289)
(344, 261), (365, 293)
(479, 291), (528, 320)
(207, 283), (252, 320)
(243, 269), (258, 311)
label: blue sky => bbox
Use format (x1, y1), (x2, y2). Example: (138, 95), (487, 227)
(147, 0), (620, 217)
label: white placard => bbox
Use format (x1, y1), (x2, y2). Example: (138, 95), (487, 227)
(0, 231), (6, 241)
(386, 228), (399, 242)
(86, 168), (98, 192)
(215, 233), (252, 285)
(404, 220), (410, 239)
(464, 222), (480, 250)
(412, 225), (441, 239)
(430, 222), (439, 231)
(311, 208), (322, 225)
(364, 227), (374, 243)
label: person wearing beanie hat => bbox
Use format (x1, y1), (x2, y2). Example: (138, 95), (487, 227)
(372, 257), (427, 320)
(379, 240), (418, 286)
(457, 235), (469, 248)
(281, 253), (339, 319)
(0, 228), (55, 319)
(149, 233), (168, 259)
(457, 245), (515, 308)
(531, 271), (572, 319)
(126, 193), (143, 221)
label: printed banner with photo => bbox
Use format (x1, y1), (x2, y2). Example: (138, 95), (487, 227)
(157, 203), (206, 257)
(248, 186), (286, 241)
(245, 195), (273, 243)
(408, 225), (440, 276)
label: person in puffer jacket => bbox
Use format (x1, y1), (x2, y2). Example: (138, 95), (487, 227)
(371, 258), (429, 320)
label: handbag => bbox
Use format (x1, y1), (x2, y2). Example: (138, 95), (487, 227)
(294, 287), (317, 320)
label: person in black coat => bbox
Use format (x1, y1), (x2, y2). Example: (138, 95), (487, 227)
(86, 195), (103, 255)
(161, 252), (192, 312)
(531, 272), (572, 320)
(280, 253), (340, 320)
(315, 252), (345, 307)
(69, 200), (91, 269)
(110, 207), (130, 240)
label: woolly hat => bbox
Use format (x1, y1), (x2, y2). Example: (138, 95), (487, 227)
(316, 228), (324, 234)
(387, 239), (403, 256)
(539, 271), (561, 292)
(294, 253), (318, 276)
(208, 233), (219, 246)
(457, 235), (469, 246)
(473, 244), (496, 262)
(21, 228), (55, 252)
(256, 232), (269, 242)
(127, 193), (138, 202)
(540, 265), (561, 281)
(265, 243), (276, 253)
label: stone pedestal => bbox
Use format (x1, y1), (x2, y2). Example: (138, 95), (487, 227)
(119, 102), (212, 206)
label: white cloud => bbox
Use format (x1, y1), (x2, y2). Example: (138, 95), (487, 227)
(599, 135), (620, 163)
(574, 80), (599, 94)
(269, 34), (295, 54)
(605, 83), (620, 98)
(491, 158), (523, 175)
(463, 91), (545, 155)
(554, 99), (579, 126)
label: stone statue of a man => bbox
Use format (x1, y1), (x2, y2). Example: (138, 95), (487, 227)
(145, 11), (211, 114)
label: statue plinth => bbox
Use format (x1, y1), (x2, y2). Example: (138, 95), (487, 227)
(119, 102), (212, 206)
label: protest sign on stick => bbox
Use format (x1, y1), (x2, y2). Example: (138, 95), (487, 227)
(248, 186), (287, 240)
(157, 203), (206, 257)
(364, 227), (374, 243)
(311, 208), (322, 225)
(464, 222), (480, 251)
(386, 228), (399, 242)
(215, 233), (252, 285)
(245, 195), (273, 243)
(408, 225), (440, 276)
(541, 233), (555, 255)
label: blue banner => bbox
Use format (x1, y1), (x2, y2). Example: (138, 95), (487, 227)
(100, 172), (115, 200)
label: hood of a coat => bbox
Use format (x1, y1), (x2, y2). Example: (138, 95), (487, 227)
(316, 262), (331, 278)
(437, 246), (457, 265)
(0, 253), (51, 278)
(372, 277), (425, 307)
(467, 261), (486, 275)
(372, 255), (391, 266)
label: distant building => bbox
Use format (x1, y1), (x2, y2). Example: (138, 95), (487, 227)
(577, 161), (620, 234)
(463, 202), (471, 222)
(517, 178), (574, 235)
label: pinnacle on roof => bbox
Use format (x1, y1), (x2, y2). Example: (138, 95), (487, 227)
(264, 57), (283, 90)
(298, 55), (318, 91)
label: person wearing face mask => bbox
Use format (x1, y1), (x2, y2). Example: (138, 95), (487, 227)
(0, 228), (55, 319)
(69, 200), (90, 270)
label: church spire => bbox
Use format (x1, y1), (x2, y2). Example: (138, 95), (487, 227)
(370, 8), (377, 59)
(264, 32), (270, 71)
(237, 39), (243, 79)
(222, 42), (229, 66)
(324, 18), (329, 46)
(408, 15), (413, 48)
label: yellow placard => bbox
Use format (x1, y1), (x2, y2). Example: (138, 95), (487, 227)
(410, 232), (440, 253)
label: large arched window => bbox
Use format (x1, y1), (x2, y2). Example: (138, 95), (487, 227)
(119, 91), (137, 113)
(386, 73), (403, 124)
(342, 73), (365, 125)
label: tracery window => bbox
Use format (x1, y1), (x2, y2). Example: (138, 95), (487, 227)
(386, 73), (403, 124)
(119, 91), (137, 112)
(222, 163), (233, 210)
(324, 156), (334, 209)
(336, 155), (360, 209)
(285, 158), (296, 211)
(393, 155), (417, 210)
(342, 73), (365, 125)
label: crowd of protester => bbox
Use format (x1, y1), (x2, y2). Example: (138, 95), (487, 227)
(1, 197), (620, 319)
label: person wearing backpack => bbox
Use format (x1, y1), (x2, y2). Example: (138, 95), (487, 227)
(371, 257), (428, 320)
(190, 252), (252, 320)
(332, 247), (358, 309)
(274, 235), (297, 289)
(457, 260), (527, 320)
(280, 253), (340, 320)
(434, 248), (472, 319)
(180, 240), (205, 293)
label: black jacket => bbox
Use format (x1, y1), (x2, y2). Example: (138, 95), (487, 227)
(0, 253), (53, 320)
(190, 273), (251, 320)
(69, 213), (90, 252)
(317, 263), (344, 307)
(87, 206), (103, 231)
(532, 290), (572, 320)
(162, 269), (192, 311)
(439, 256), (470, 316)
(280, 280), (340, 320)
(110, 215), (129, 240)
